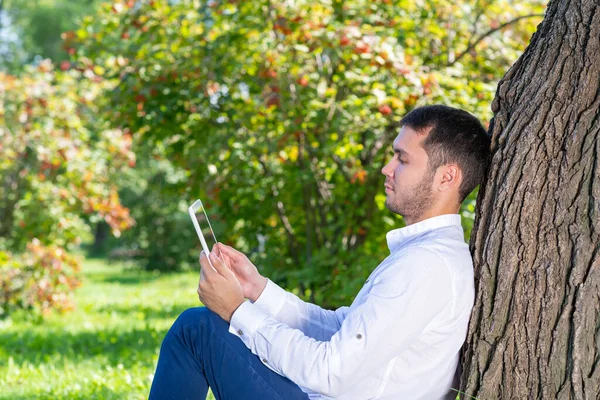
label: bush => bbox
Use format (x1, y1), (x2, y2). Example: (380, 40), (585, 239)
(0, 239), (81, 318)
(0, 62), (134, 315)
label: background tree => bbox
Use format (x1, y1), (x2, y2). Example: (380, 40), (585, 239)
(72, 0), (544, 307)
(460, 0), (600, 397)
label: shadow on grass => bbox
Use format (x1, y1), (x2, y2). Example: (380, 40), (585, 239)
(94, 303), (191, 321)
(1, 307), (209, 368)
(1, 323), (169, 368)
(100, 273), (162, 285)
(0, 387), (123, 400)
(81, 258), (166, 285)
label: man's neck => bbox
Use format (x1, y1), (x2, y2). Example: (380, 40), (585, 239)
(404, 205), (460, 226)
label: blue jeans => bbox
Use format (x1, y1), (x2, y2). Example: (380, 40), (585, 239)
(149, 307), (310, 400)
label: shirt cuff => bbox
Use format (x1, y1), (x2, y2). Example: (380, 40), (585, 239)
(228, 300), (270, 350)
(252, 278), (288, 316)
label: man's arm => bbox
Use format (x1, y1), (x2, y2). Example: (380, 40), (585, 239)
(253, 278), (349, 341)
(218, 243), (348, 339)
(228, 249), (452, 397)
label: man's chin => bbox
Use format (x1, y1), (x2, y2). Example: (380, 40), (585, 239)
(384, 199), (400, 214)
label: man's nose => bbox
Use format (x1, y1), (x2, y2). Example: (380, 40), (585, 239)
(381, 161), (392, 177)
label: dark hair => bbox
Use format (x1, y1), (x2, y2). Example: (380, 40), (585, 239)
(400, 105), (491, 203)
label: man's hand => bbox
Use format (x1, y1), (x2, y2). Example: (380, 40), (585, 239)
(197, 251), (245, 322)
(214, 243), (268, 302)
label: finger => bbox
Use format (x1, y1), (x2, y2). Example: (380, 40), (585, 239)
(212, 244), (232, 266)
(197, 276), (203, 299)
(215, 243), (227, 261)
(212, 243), (222, 258)
(209, 252), (236, 280)
(218, 243), (241, 260)
(214, 245), (233, 269)
(199, 250), (217, 278)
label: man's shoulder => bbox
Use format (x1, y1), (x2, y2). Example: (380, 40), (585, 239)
(383, 242), (472, 280)
(376, 246), (449, 280)
(398, 232), (471, 263)
(369, 246), (454, 302)
(391, 244), (448, 264)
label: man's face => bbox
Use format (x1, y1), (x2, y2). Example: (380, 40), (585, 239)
(381, 126), (436, 223)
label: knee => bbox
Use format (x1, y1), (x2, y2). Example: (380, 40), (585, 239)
(162, 307), (210, 347)
(163, 307), (226, 350)
(172, 306), (222, 331)
(174, 306), (208, 326)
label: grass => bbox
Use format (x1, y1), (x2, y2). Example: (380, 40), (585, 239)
(0, 256), (216, 399)
(0, 256), (469, 399)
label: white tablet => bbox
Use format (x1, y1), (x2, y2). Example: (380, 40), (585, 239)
(188, 199), (219, 266)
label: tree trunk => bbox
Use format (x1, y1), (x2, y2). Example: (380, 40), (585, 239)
(92, 221), (109, 255)
(460, 0), (600, 398)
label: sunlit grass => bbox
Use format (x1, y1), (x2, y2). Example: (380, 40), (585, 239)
(0, 257), (216, 399)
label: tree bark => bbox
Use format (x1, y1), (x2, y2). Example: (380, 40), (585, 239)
(92, 221), (109, 255)
(460, 0), (600, 398)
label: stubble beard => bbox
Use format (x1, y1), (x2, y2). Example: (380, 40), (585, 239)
(385, 167), (436, 222)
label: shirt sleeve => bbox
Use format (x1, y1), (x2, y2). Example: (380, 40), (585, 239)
(228, 249), (452, 398)
(250, 278), (349, 341)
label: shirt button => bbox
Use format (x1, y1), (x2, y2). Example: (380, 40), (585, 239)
(237, 329), (243, 336)
(262, 358), (268, 364)
(356, 334), (362, 339)
(366, 279), (370, 283)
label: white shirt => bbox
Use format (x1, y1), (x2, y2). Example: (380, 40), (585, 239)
(229, 214), (474, 399)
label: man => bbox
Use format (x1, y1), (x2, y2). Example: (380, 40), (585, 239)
(149, 105), (491, 399)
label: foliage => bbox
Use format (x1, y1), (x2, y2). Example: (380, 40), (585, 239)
(72, 0), (544, 307)
(0, 256), (216, 399)
(0, 240), (81, 317)
(110, 148), (202, 271)
(0, 60), (135, 315)
(0, 0), (104, 73)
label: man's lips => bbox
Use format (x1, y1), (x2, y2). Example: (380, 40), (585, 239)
(385, 184), (394, 192)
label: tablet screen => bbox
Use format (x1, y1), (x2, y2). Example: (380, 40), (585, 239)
(192, 202), (218, 254)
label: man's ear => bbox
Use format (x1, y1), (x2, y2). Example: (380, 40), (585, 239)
(438, 164), (461, 192)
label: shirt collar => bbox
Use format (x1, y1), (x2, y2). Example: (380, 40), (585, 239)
(386, 213), (463, 252)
